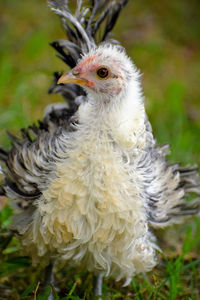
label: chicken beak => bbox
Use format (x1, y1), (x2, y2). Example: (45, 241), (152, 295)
(57, 71), (88, 86)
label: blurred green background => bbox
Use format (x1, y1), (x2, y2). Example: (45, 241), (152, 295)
(0, 0), (200, 166)
(0, 1), (200, 298)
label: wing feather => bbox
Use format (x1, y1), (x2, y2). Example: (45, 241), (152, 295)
(141, 121), (200, 227)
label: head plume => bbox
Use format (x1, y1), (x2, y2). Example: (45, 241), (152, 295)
(48, 0), (129, 104)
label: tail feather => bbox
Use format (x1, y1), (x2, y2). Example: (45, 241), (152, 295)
(48, 0), (94, 52)
(50, 40), (81, 68)
(48, 0), (128, 47)
(101, 0), (129, 41)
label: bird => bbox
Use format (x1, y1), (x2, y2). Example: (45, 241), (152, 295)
(0, 0), (200, 297)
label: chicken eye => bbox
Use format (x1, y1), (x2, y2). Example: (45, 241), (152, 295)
(96, 67), (109, 79)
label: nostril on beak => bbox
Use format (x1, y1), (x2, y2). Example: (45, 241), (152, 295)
(72, 70), (79, 76)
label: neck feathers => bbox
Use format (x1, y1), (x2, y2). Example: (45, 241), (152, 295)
(77, 78), (146, 150)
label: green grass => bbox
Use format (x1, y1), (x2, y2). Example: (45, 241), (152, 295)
(0, 0), (200, 299)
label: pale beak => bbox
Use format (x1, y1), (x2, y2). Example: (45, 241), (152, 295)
(57, 70), (88, 86)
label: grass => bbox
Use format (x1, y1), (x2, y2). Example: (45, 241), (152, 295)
(0, 0), (200, 299)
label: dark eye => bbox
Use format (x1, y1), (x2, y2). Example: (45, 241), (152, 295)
(96, 67), (109, 79)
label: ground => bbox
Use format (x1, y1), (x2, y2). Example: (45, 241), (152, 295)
(0, 0), (200, 299)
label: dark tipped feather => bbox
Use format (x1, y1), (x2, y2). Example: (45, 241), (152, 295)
(50, 40), (81, 68)
(0, 186), (5, 196)
(102, 0), (129, 41)
(0, 148), (8, 162)
(147, 150), (200, 227)
(141, 119), (200, 227)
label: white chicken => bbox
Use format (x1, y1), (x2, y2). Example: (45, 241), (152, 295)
(0, 0), (199, 297)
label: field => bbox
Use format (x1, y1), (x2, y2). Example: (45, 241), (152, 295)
(0, 0), (200, 299)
